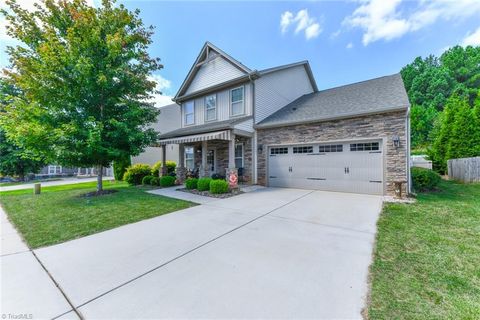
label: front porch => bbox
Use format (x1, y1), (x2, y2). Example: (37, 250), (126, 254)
(158, 129), (253, 185)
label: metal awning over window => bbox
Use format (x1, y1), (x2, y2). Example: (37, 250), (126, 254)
(158, 130), (231, 145)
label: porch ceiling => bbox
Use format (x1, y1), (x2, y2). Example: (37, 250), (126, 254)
(157, 130), (231, 145)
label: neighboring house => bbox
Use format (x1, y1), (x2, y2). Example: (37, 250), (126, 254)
(37, 165), (113, 178)
(132, 103), (181, 166)
(157, 42), (411, 196)
(411, 155), (432, 169)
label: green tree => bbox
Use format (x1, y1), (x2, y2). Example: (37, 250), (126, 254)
(0, 78), (45, 180)
(446, 97), (477, 160)
(1, 0), (161, 192)
(409, 104), (438, 148)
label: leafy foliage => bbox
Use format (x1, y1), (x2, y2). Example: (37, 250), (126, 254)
(150, 176), (160, 186)
(185, 178), (198, 190)
(0, 78), (45, 179)
(411, 167), (441, 192)
(159, 175), (175, 187)
(113, 156), (131, 181)
(197, 177), (212, 191)
(123, 164), (151, 185)
(141, 175), (154, 185)
(0, 0), (162, 191)
(151, 161), (176, 176)
(401, 46), (480, 149)
(209, 179), (229, 194)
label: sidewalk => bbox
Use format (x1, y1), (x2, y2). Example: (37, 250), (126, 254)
(0, 176), (112, 192)
(0, 206), (76, 319)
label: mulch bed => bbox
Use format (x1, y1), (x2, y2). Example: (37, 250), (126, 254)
(79, 189), (118, 198)
(177, 188), (243, 199)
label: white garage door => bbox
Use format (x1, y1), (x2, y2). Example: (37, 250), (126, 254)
(268, 141), (384, 195)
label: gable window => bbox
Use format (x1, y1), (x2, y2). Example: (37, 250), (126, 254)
(205, 94), (217, 121)
(235, 144), (244, 168)
(230, 86), (244, 116)
(184, 101), (194, 125)
(185, 147), (194, 169)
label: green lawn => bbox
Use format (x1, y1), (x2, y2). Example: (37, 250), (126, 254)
(368, 180), (480, 319)
(0, 181), (195, 249)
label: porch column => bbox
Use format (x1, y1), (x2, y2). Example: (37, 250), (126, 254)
(228, 134), (236, 169)
(201, 140), (208, 177)
(177, 143), (186, 183)
(160, 144), (167, 177)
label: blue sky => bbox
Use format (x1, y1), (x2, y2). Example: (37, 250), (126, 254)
(1, 0), (480, 106)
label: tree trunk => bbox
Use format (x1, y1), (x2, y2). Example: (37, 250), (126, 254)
(97, 165), (103, 192)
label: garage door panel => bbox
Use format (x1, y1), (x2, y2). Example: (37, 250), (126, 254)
(268, 141), (384, 195)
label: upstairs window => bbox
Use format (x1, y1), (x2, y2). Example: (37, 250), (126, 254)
(205, 94), (217, 121)
(231, 86), (244, 116)
(184, 101), (194, 125)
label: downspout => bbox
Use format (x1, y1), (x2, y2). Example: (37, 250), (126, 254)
(406, 107), (411, 194)
(249, 71), (258, 184)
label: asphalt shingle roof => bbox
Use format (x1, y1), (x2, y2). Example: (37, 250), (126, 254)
(257, 73), (410, 128)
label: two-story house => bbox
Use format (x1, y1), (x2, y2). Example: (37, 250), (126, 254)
(157, 42), (410, 196)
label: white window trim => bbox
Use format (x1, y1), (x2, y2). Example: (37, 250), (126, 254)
(184, 101), (195, 126)
(204, 94), (217, 122)
(230, 86), (245, 117)
(234, 143), (244, 168)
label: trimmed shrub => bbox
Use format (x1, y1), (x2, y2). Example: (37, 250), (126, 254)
(197, 177), (212, 191)
(113, 156), (131, 181)
(210, 179), (229, 194)
(412, 167), (441, 192)
(160, 175), (176, 187)
(211, 173), (225, 180)
(185, 178), (198, 190)
(152, 161), (177, 176)
(123, 164), (151, 185)
(142, 175), (154, 185)
(150, 177), (160, 186)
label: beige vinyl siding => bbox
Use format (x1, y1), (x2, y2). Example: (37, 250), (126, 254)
(185, 56), (246, 95)
(255, 65), (314, 124)
(181, 83), (252, 127)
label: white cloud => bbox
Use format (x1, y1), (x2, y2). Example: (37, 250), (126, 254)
(344, 0), (480, 46)
(280, 9), (322, 40)
(148, 74), (173, 108)
(462, 26), (480, 46)
(346, 42), (354, 49)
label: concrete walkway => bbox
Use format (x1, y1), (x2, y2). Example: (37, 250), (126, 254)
(0, 206), (77, 319)
(0, 177), (112, 192)
(21, 187), (383, 319)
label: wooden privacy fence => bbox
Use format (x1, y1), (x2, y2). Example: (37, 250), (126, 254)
(447, 157), (480, 183)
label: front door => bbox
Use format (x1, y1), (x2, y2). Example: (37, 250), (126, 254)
(206, 149), (216, 176)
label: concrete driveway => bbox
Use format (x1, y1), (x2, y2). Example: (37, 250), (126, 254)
(23, 188), (381, 319)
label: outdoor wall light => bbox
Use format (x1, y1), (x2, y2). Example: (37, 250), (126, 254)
(393, 135), (400, 148)
(257, 144), (263, 153)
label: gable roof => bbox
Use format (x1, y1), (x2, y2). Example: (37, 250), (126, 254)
(174, 42), (252, 100)
(256, 73), (410, 128)
(259, 60), (318, 92)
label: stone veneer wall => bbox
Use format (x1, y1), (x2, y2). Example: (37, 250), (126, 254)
(256, 111), (408, 196)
